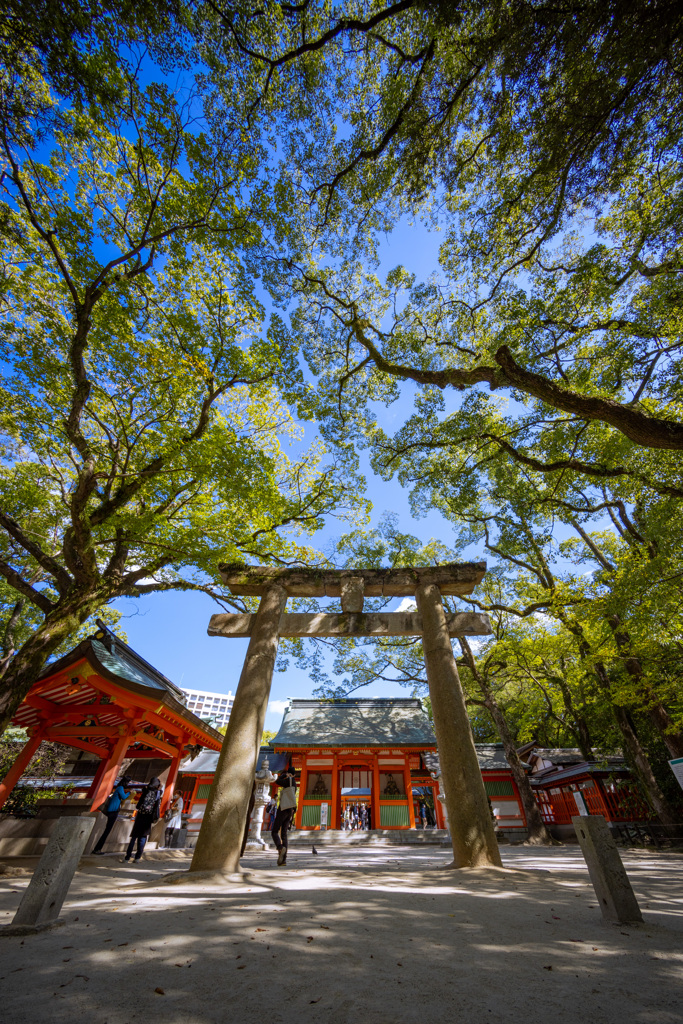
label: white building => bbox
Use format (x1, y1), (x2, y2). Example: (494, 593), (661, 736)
(182, 688), (234, 728)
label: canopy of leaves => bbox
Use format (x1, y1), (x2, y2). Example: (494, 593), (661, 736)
(0, 20), (366, 730)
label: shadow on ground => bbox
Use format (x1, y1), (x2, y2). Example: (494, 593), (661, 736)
(1, 845), (682, 1024)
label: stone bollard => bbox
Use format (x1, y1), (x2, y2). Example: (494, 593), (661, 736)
(1, 815), (96, 936)
(572, 815), (643, 925)
(245, 757), (276, 851)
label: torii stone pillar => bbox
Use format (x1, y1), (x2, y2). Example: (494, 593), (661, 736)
(416, 583), (502, 868)
(205, 562), (499, 871)
(191, 584), (286, 874)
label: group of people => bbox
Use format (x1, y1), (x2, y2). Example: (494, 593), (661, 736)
(91, 775), (184, 862)
(90, 763), (299, 868)
(342, 802), (372, 830)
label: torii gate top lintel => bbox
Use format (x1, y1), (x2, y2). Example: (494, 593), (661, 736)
(218, 560), (487, 598)
(193, 557), (503, 874)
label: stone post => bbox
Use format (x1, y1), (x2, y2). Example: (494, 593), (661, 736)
(416, 582), (501, 868)
(572, 815), (643, 925)
(191, 584), (287, 874)
(245, 757), (276, 851)
(1, 815), (96, 936)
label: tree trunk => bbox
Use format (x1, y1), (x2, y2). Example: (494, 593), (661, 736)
(648, 702), (683, 759)
(483, 695), (555, 845)
(592, 661), (680, 825)
(557, 614), (680, 825)
(607, 615), (683, 758)
(0, 598), (100, 735)
(458, 638), (554, 845)
(554, 669), (594, 759)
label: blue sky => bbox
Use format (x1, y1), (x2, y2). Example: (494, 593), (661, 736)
(111, 217), (467, 730)
(113, 443), (459, 732)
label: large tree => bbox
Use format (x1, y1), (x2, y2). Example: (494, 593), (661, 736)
(0, 19), (363, 733)
(201, 0), (683, 451)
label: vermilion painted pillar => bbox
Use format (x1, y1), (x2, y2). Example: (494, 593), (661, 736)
(371, 757), (380, 831)
(0, 730), (44, 810)
(433, 783), (445, 829)
(331, 754), (340, 829)
(89, 725), (136, 810)
(161, 752), (182, 816)
(295, 761), (308, 829)
(403, 763), (416, 829)
(86, 753), (111, 802)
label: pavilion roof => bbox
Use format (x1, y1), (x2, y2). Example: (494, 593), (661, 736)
(271, 698), (437, 749)
(12, 630), (223, 756)
(423, 744), (524, 774)
(179, 745), (289, 776)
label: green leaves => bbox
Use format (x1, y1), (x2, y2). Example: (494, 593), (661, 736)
(0, 29), (368, 729)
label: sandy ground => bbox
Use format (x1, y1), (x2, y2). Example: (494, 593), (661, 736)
(1, 842), (682, 1024)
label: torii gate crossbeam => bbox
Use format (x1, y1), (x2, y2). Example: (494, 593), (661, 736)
(190, 563), (502, 874)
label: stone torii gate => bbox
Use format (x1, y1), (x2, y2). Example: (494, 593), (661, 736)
(190, 562), (502, 874)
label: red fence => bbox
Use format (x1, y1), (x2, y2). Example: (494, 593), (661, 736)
(535, 779), (650, 825)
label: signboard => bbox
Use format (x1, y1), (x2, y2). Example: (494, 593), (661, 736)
(319, 802), (328, 830)
(573, 791), (589, 816)
(669, 757), (683, 791)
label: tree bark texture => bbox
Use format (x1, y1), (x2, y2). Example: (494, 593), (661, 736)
(591, 661), (680, 825)
(607, 616), (683, 759)
(482, 695), (554, 845)
(190, 584), (287, 874)
(416, 583), (502, 868)
(0, 598), (100, 735)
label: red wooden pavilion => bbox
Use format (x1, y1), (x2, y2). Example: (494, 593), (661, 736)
(0, 625), (222, 818)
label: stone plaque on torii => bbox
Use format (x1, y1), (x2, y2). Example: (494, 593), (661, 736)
(190, 562), (502, 875)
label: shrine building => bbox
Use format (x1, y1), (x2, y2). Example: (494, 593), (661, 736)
(0, 625), (222, 855)
(178, 697), (530, 838)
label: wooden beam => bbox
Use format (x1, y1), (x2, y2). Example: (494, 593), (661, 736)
(43, 735), (108, 758)
(44, 725), (120, 738)
(125, 747), (172, 759)
(218, 562), (486, 597)
(130, 730), (178, 758)
(208, 610), (492, 639)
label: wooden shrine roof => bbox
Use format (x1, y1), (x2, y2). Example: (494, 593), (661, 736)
(179, 745), (289, 776)
(12, 629), (223, 758)
(423, 745), (521, 775)
(218, 562), (486, 597)
(271, 698), (437, 749)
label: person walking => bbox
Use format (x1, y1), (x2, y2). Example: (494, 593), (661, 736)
(163, 790), (184, 849)
(123, 777), (161, 863)
(92, 775), (133, 854)
(271, 766), (297, 866)
(265, 797), (278, 831)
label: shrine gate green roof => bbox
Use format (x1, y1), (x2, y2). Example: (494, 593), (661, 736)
(272, 698), (437, 749)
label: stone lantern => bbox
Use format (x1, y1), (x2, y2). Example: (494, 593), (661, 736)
(244, 756), (277, 851)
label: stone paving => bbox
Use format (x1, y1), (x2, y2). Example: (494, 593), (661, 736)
(1, 843), (682, 1024)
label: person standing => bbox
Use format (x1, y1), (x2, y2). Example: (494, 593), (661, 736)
(92, 775), (133, 855)
(163, 790), (184, 849)
(271, 766), (297, 866)
(124, 777), (161, 863)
